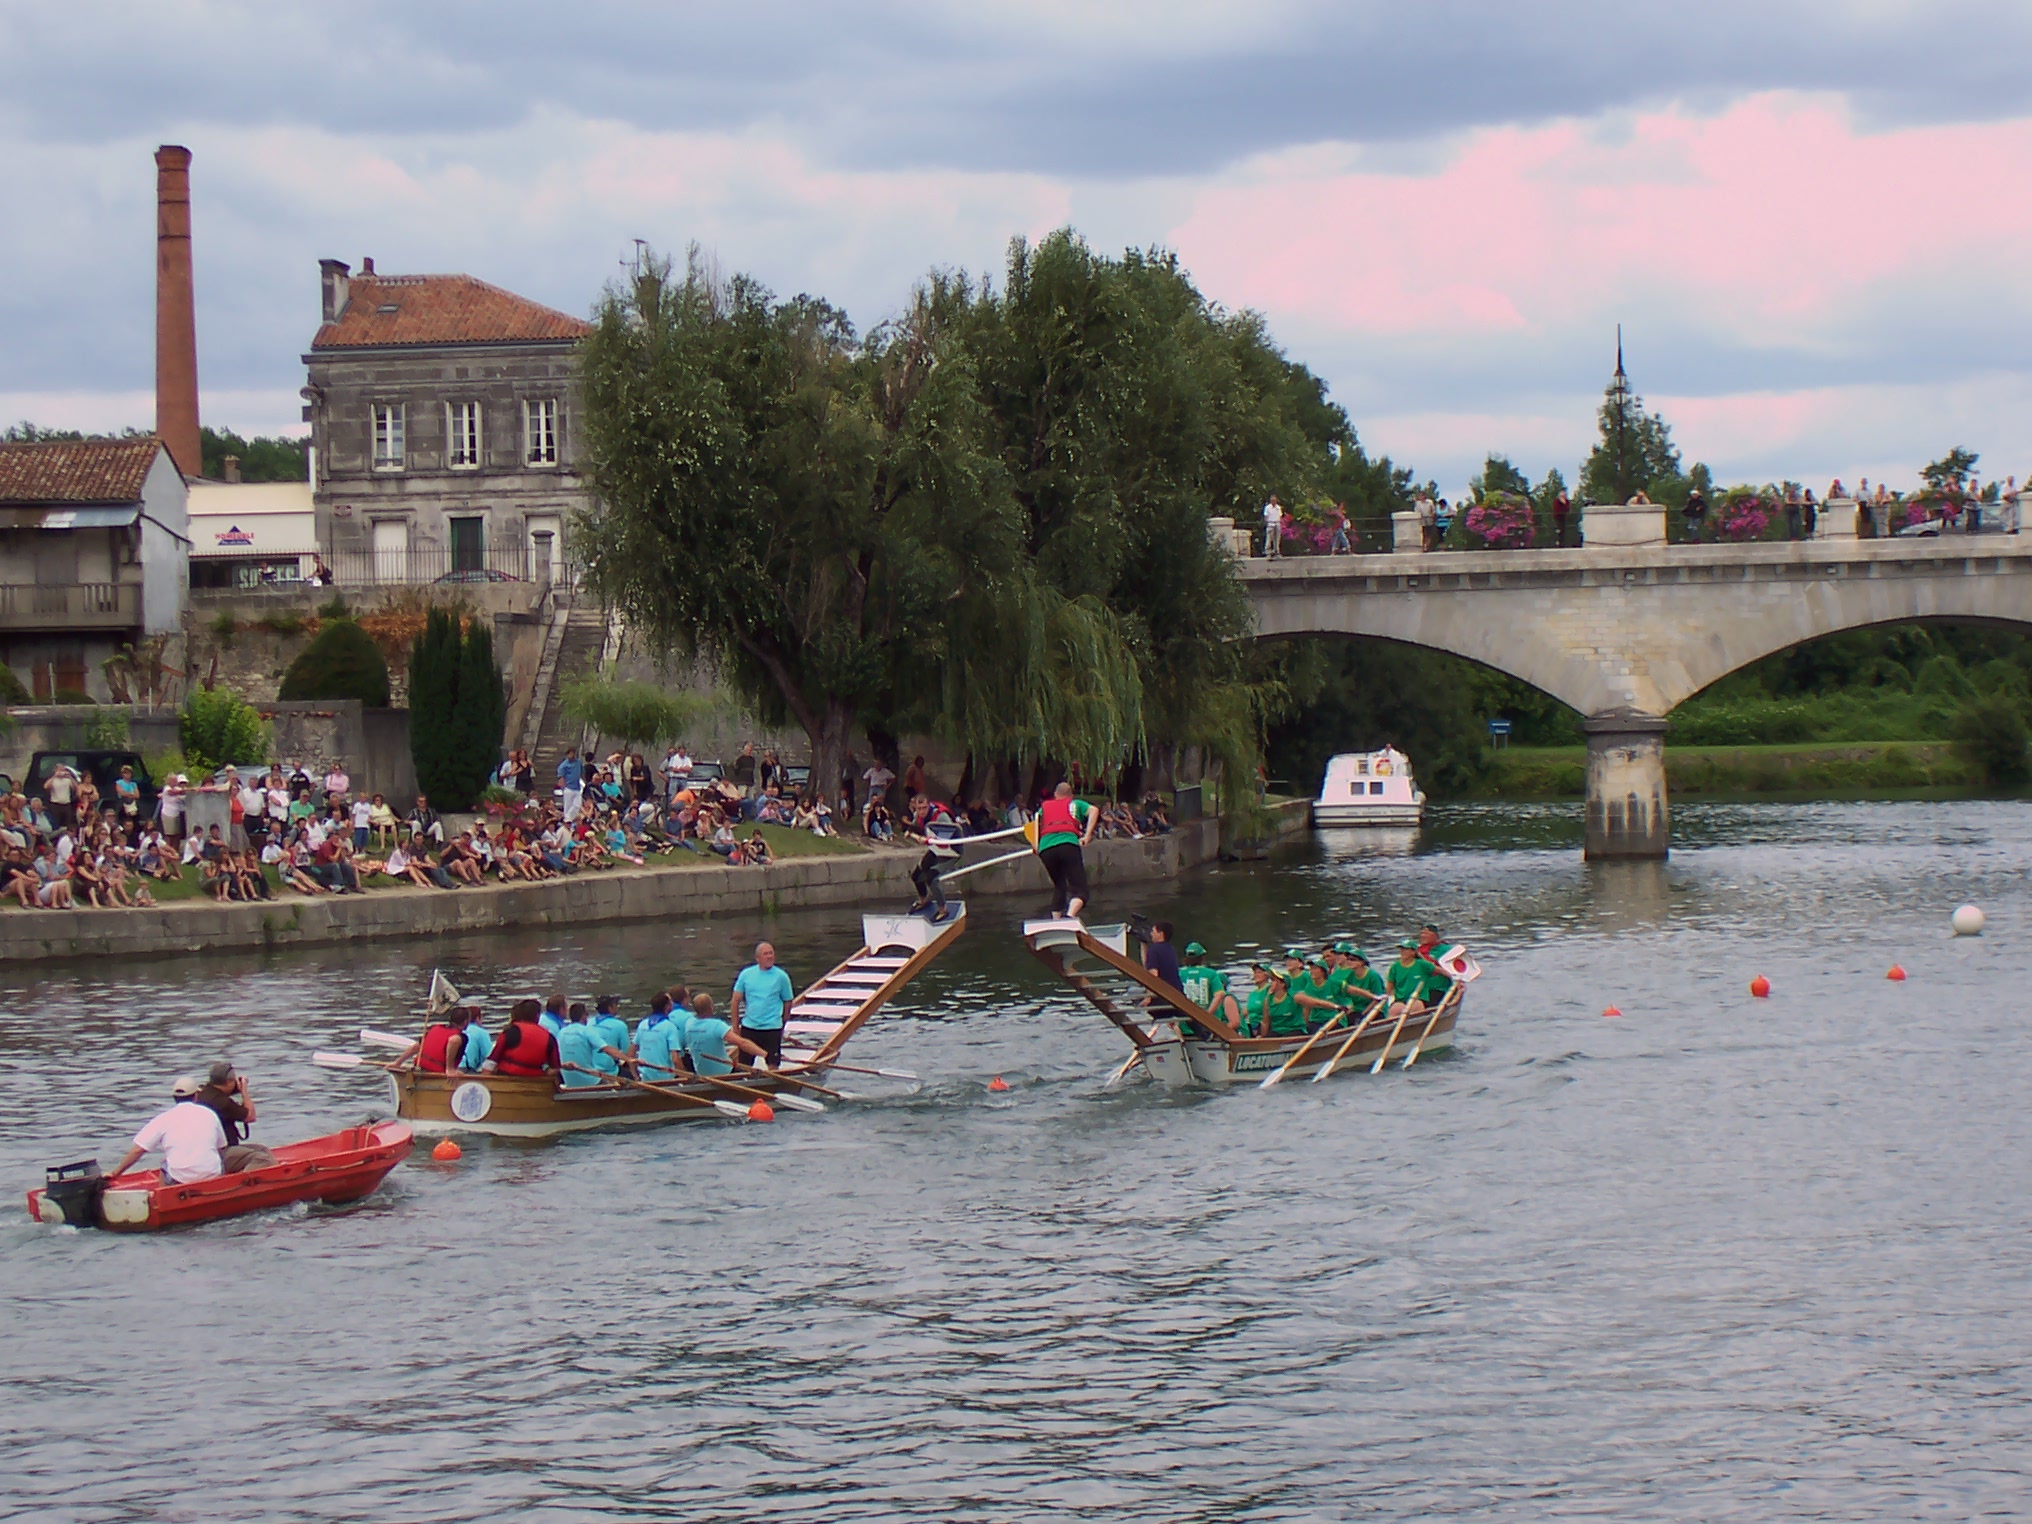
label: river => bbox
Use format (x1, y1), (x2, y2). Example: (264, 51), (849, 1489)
(4, 800), (2029, 1522)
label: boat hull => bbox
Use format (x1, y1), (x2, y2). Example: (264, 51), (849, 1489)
(387, 1068), (828, 1138)
(1137, 1004), (1460, 1089)
(1310, 803), (1424, 827)
(26, 1121), (413, 1232)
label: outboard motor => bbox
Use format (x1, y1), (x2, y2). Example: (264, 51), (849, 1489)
(41, 1159), (106, 1228)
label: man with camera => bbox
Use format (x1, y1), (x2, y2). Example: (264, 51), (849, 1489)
(195, 1062), (277, 1172)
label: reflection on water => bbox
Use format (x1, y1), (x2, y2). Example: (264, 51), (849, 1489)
(4, 800), (2032, 1521)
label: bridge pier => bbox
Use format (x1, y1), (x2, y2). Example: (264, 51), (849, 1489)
(1583, 712), (1670, 859)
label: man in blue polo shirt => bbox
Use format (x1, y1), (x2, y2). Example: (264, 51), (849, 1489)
(729, 941), (794, 1070)
(634, 993), (679, 1080)
(683, 993), (765, 1076)
(590, 995), (633, 1077)
(556, 1006), (603, 1087)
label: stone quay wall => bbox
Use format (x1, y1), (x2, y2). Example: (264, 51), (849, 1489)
(0, 802), (1308, 966)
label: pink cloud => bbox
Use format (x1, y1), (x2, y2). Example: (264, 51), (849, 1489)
(1172, 93), (2032, 346)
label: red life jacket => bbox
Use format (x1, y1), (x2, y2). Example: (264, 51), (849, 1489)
(417, 1023), (459, 1073)
(1038, 796), (1080, 839)
(493, 1021), (554, 1077)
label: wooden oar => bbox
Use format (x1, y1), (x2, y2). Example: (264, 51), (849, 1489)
(314, 1050), (398, 1071)
(1312, 998), (1390, 1083)
(1399, 987), (1459, 1069)
(679, 1068), (827, 1114)
(562, 1062), (750, 1119)
(360, 1028), (414, 1052)
(739, 1065), (846, 1101)
(1259, 1004), (1362, 1090)
(778, 1046), (918, 1082)
(1368, 1000), (1419, 1076)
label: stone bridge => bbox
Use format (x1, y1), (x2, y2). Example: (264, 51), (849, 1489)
(1233, 501), (2032, 857)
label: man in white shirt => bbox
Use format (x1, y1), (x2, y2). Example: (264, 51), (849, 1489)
(861, 761), (896, 823)
(1262, 495), (1283, 557)
(106, 1076), (272, 1183)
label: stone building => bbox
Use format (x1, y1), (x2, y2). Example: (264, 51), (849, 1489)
(0, 438), (189, 699)
(302, 259), (591, 585)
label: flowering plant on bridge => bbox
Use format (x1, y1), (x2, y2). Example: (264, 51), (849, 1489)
(1716, 490), (1773, 542)
(1460, 493), (1537, 549)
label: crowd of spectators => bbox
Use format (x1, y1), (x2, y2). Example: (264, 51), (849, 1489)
(0, 737), (1181, 913)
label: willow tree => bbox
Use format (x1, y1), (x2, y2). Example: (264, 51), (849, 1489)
(576, 251), (1143, 795)
(958, 232), (1340, 792)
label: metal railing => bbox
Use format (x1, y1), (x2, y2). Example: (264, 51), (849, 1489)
(320, 543), (575, 588)
(0, 581), (139, 629)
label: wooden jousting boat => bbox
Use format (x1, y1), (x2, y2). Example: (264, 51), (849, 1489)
(1022, 920), (1473, 1089)
(27, 1121), (413, 1232)
(385, 908), (965, 1137)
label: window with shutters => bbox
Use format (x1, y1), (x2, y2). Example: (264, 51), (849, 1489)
(446, 401), (481, 470)
(524, 398), (558, 467)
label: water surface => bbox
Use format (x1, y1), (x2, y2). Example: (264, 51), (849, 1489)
(4, 800), (2029, 1521)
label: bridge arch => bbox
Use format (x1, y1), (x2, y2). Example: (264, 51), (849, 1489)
(1238, 538), (2032, 857)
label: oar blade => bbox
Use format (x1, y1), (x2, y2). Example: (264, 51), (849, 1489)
(360, 1028), (412, 1052)
(713, 1100), (752, 1119)
(313, 1051), (367, 1068)
(768, 1092), (827, 1114)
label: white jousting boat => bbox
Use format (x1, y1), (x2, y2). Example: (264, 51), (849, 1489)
(1312, 747), (1425, 827)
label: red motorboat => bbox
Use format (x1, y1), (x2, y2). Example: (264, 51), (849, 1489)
(27, 1120), (414, 1232)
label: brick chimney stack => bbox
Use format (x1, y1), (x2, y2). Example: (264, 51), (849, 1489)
(154, 144), (201, 478)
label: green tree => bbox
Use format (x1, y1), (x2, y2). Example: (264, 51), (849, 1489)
(578, 246), (1144, 797)
(1952, 694), (2029, 788)
(561, 677), (718, 749)
(1579, 360), (1682, 505)
(407, 608), (460, 803)
(451, 618), (505, 802)
(200, 426), (309, 482)
(278, 619), (390, 706)
(1921, 447), (1980, 494)
(179, 687), (267, 773)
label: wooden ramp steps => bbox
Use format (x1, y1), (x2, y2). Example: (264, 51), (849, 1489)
(791, 908), (969, 1066)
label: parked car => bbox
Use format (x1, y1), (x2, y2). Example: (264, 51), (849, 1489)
(784, 763), (811, 793)
(23, 749), (157, 820)
(687, 759), (726, 785)
(433, 568), (523, 584)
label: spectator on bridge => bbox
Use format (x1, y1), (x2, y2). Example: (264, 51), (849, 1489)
(2004, 477), (2022, 536)
(1871, 482), (1892, 539)
(1681, 487), (1707, 543)
(1328, 502), (1351, 554)
(1802, 488), (1818, 539)
(1261, 495), (1283, 557)
(1551, 490), (1572, 548)
(1782, 484), (1802, 540)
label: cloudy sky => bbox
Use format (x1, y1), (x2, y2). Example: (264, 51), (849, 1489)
(6, 1), (2032, 492)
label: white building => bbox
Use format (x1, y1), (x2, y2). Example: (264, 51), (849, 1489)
(187, 480), (318, 589)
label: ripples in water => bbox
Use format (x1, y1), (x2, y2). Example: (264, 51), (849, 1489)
(3, 800), (2030, 1520)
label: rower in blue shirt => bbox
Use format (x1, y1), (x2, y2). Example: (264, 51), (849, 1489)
(665, 984), (696, 1073)
(456, 1009), (493, 1073)
(556, 1007), (603, 1087)
(590, 995), (632, 1077)
(730, 941), (795, 1070)
(538, 995), (567, 1038)
(683, 993), (764, 1077)
(634, 994), (679, 1080)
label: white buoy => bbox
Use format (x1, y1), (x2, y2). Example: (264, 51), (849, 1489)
(1951, 904), (1986, 937)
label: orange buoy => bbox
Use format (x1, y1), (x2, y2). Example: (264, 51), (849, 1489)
(1749, 975), (1771, 999)
(1887, 965), (1907, 981)
(1602, 1005), (1622, 1018)
(431, 1138), (462, 1162)
(746, 1100), (775, 1122)
(988, 1076), (1011, 1093)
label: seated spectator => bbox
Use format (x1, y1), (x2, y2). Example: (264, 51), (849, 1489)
(710, 819), (740, 858)
(367, 793), (398, 850)
(407, 796), (446, 846)
(440, 833), (486, 885)
(867, 800), (895, 842)
(232, 850), (274, 901)
(70, 851), (111, 907)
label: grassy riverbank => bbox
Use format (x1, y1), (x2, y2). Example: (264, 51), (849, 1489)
(1474, 742), (1982, 799)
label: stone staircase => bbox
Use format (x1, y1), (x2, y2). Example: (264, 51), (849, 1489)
(524, 599), (612, 778)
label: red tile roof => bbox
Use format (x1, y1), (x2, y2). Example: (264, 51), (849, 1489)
(0, 438), (166, 505)
(313, 273), (591, 349)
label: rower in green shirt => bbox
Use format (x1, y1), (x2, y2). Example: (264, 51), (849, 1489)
(1261, 968), (1311, 1037)
(1384, 938), (1450, 1020)
(1241, 962), (1275, 1038)
(1300, 956), (1342, 1031)
(1177, 941), (1244, 1036)
(1337, 946), (1387, 1006)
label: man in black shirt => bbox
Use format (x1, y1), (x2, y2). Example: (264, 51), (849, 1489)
(196, 1062), (275, 1170)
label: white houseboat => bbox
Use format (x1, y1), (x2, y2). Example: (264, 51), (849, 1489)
(1312, 748), (1425, 827)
